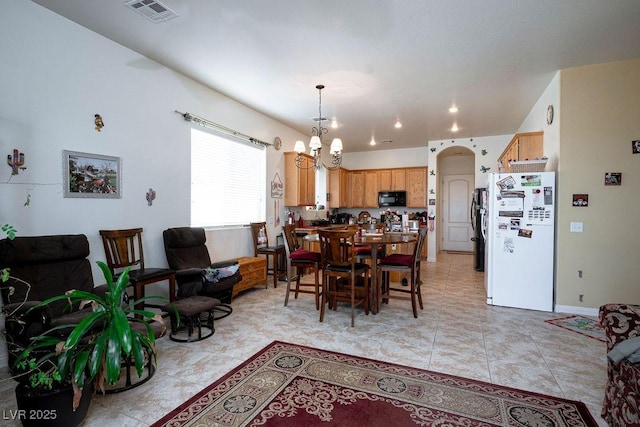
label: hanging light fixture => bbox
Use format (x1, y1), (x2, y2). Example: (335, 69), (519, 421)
(294, 84), (343, 170)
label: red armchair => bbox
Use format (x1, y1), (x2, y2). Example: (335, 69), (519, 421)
(600, 303), (640, 426)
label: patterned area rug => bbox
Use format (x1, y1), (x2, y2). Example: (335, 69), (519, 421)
(153, 341), (597, 426)
(545, 315), (606, 343)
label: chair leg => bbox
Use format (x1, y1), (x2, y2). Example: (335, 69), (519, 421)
(319, 273), (328, 322)
(314, 266), (320, 310)
(284, 263), (292, 306)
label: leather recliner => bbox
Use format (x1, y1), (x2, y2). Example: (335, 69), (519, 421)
(162, 227), (241, 319)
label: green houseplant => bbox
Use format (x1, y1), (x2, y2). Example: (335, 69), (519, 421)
(7, 260), (166, 426)
(23, 261), (166, 394)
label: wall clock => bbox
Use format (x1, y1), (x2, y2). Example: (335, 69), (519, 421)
(546, 105), (554, 125)
(273, 136), (282, 150)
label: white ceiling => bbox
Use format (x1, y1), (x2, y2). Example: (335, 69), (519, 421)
(32, 0), (640, 153)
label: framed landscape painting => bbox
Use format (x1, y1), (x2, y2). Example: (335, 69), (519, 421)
(63, 150), (121, 198)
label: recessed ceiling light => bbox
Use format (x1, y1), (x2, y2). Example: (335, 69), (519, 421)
(331, 118), (340, 129)
(370, 137), (376, 146)
(451, 123), (459, 132)
(449, 106), (459, 113)
(394, 119), (402, 129)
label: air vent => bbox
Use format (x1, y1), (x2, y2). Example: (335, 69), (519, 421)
(381, 139), (393, 144)
(125, 0), (178, 23)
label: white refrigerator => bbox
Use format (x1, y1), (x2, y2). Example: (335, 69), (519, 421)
(483, 172), (556, 311)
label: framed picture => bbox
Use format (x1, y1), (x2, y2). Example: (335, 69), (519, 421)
(604, 172), (622, 186)
(572, 194), (589, 207)
(63, 150), (121, 198)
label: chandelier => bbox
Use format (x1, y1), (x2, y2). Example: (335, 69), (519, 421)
(293, 84), (343, 170)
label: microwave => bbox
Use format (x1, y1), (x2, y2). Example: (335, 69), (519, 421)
(378, 191), (407, 207)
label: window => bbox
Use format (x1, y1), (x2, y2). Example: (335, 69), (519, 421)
(191, 127), (266, 227)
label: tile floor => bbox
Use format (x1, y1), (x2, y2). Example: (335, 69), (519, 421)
(0, 252), (608, 426)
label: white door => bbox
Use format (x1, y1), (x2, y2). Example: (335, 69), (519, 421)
(441, 174), (474, 252)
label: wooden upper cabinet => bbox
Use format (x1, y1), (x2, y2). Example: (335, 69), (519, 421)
(364, 170), (378, 207)
(517, 132), (543, 161)
(377, 169), (406, 192)
(348, 171), (364, 208)
(392, 169), (406, 191)
(377, 169), (391, 191)
(499, 131), (543, 172)
(284, 152), (316, 206)
(405, 167), (427, 208)
(327, 167), (350, 208)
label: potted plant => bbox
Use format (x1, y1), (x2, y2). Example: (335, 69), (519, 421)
(8, 261), (166, 425)
(12, 348), (94, 426)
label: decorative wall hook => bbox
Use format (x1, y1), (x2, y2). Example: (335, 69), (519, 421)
(94, 114), (104, 132)
(7, 149), (26, 175)
(146, 188), (156, 206)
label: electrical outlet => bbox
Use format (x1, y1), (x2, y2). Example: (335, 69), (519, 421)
(570, 222), (583, 232)
(391, 244), (397, 250)
(578, 270), (583, 278)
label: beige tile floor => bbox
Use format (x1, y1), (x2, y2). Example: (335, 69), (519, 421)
(0, 252), (608, 426)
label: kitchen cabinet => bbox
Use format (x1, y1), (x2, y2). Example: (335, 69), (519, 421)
(348, 171), (364, 208)
(364, 170), (379, 207)
(284, 152), (315, 206)
(405, 167), (427, 208)
(498, 131), (543, 172)
(377, 169), (406, 191)
(327, 167), (350, 208)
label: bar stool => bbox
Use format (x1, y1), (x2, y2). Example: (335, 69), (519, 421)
(250, 222), (286, 288)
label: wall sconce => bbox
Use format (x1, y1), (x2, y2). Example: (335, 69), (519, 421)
(7, 149), (26, 175)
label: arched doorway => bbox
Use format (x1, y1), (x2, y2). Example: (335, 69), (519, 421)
(437, 146), (475, 252)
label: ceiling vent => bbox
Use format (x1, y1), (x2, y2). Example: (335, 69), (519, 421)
(125, 0), (178, 23)
(381, 139), (393, 144)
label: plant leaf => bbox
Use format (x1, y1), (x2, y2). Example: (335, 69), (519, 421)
(105, 323), (122, 384)
(113, 307), (132, 355)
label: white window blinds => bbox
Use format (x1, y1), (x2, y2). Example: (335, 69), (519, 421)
(191, 127), (266, 227)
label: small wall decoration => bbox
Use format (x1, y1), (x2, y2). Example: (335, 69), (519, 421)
(63, 150), (121, 198)
(271, 172), (283, 198)
(428, 199), (436, 206)
(604, 172), (622, 186)
(430, 147), (436, 152)
(6, 148), (26, 175)
(146, 188), (156, 206)
(572, 194), (589, 207)
(480, 165), (491, 173)
(633, 140), (640, 154)
(94, 114), (104, 132)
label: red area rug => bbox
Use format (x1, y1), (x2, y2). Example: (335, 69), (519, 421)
(545, 315), (605, 343)
(152, 341), (597, 426)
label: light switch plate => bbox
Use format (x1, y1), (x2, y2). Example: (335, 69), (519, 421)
(570, 222), (583, 232)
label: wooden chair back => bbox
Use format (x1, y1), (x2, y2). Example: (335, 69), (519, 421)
(99, 227), (145, 274)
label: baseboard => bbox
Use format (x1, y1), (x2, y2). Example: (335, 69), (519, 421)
(554, 304), (599, 317)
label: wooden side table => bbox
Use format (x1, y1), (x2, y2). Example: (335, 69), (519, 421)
(233, 256), (267, 297)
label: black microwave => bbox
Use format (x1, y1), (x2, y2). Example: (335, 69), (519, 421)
(378, 191), (407, 207)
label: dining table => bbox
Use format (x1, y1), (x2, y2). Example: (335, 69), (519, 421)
(304, 230), (417, 314)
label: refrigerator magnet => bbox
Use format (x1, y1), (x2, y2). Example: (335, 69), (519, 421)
(518, 229), (533, 238)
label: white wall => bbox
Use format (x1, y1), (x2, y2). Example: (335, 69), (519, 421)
(342, 146), (429, 169)
(0, 2), (308, 308)
(517, 71), (560, 170)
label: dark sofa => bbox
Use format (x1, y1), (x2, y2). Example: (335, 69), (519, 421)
(0, 234), (104, 356)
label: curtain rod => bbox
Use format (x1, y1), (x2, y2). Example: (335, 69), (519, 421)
(175, 110), (271, 147)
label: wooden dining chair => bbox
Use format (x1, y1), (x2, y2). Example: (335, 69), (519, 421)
(99, 227), (176, 313)
(250, 222), (286, 289)
(376, 227), (427, 318)
(282, 224), (322, 309)
(318, 228), (369, 327)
